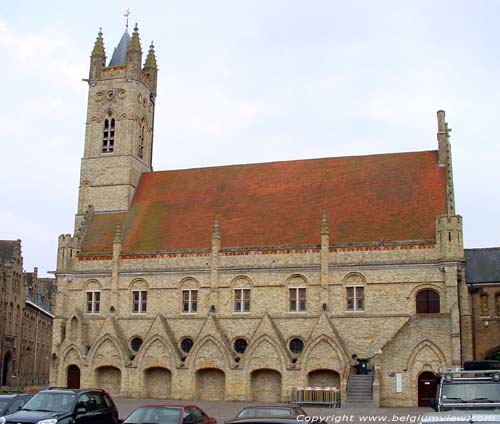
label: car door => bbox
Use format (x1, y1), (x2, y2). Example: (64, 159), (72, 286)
(73, 393), (95, 424)
(90, 392), (113, 424)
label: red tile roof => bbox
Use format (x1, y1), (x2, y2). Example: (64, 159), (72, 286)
(80, 150), (447, 254)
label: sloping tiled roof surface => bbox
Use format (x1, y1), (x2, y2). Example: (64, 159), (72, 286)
(465, 248), (500, 284)
(80, 151), (447, 254)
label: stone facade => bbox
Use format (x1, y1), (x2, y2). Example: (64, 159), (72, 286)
(0, 240), (54, 387)
(50, 24), (472, 406)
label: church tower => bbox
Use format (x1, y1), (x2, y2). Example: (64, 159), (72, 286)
(75, 23), (158, 232)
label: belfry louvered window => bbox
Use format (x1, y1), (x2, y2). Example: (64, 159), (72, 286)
(102, 118), (115, 153)
(138, 123), (145, 159)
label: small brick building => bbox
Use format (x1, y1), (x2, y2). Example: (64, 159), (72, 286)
(50, 23), (472, 406)
(465, 248), (500, 361)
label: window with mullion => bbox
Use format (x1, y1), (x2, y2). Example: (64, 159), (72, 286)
(132, 290), (147, 314)
(234, 288), (251, 313)
(289, 287), (306, 312)
(346, 286), (364, 312)
(102, 118), (115, 153)
(182, 289), (198, 313)
(86, 291), (100, 314)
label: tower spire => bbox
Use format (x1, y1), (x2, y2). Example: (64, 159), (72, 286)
(127, 23), (142, 54)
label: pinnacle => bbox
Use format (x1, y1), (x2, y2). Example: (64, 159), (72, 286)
(144, 41), (157, 70)
(321, 212), (329, 235)
(212, 219), (221, 240)
(127, 22), (142, 54)
(91, 28), (106, 57)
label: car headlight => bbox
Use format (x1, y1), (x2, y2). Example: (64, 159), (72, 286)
(37, 419), (58, 424)
(0, 416), (5, 424)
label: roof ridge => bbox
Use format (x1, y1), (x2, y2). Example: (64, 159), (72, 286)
(147, 149), (438, 175)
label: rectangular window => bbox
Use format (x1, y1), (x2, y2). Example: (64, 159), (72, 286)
(234, 288), (251, 312)
(132, 290), (147, 314)
(86, 291), (100, 314)
(182, 289), (198, 314)
(346, 286), (364, 312)
(289, 287), (306, 312)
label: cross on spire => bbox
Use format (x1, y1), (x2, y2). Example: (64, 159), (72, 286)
(124, 8), (131, 29)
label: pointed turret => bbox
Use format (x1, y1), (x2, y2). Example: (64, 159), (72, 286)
(143, 41), (158, 92)
(89, 28), (106, 79)
(108, 29), (130, 67)
(126, 23), (142, 75)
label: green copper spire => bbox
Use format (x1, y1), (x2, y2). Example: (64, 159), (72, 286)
(127, 23), (142, 54)
(144, 41), (157, 70)
(91, 28), (106, 58)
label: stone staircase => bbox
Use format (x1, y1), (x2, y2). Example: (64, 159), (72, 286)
(343, 369), (375, 408)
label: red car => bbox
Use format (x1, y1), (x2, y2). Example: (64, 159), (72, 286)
(121, 404), (217, 424)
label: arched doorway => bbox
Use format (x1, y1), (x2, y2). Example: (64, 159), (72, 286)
(95, 366), (121, 396)
(195, 368), (225, 400)
(250, 369), (282, 402)
(308, 369), (340, 388)
(144, 367), (172, 398)
(418, 371), (437, 407)
(2, 351), (12, 386)
(67, 365), (81, 389)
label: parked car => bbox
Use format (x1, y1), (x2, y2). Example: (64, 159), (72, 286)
(225, 419), (323, 424)
(0, 387), (120, 424)
(122, 404), (216, 424)
(0, 393), (35, 417)
(234, 406), (307, 418)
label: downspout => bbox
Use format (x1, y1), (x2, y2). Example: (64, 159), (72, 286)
(469, 284), (477, 360)
(33, 309), (39, 385)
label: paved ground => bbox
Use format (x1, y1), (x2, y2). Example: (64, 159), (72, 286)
(114, 398), (433, 423)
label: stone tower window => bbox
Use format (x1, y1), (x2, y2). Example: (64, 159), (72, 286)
(180, 338), (193, 353)
(289, 338), (304, 354)
(234, 338), (248, 354)
(102, 118), (115, 153)
(416, 289), (440, 314)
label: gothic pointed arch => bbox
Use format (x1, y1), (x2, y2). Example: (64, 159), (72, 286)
(136, 335), (175, 371)
(88, 335), (126, 368)
(302, 335), (345, 372)
(188, 335), (230, 371)
(406, 339), (447, 374)
(244, 334), (287, 372)
(61, 344), (84, 366)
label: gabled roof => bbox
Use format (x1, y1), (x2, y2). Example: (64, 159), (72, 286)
(465, 248), (500, 284)
(80, 150), (447, 254)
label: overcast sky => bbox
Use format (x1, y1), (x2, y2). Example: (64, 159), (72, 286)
(1, 1), (499, 276)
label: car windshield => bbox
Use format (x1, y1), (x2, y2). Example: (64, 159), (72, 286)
(0, 399), (11, 411)
(23, 393), (76, 413)
(238, 408), (294, 417)
(442, 382), (500, 402)
(124, 406), (182, 424)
